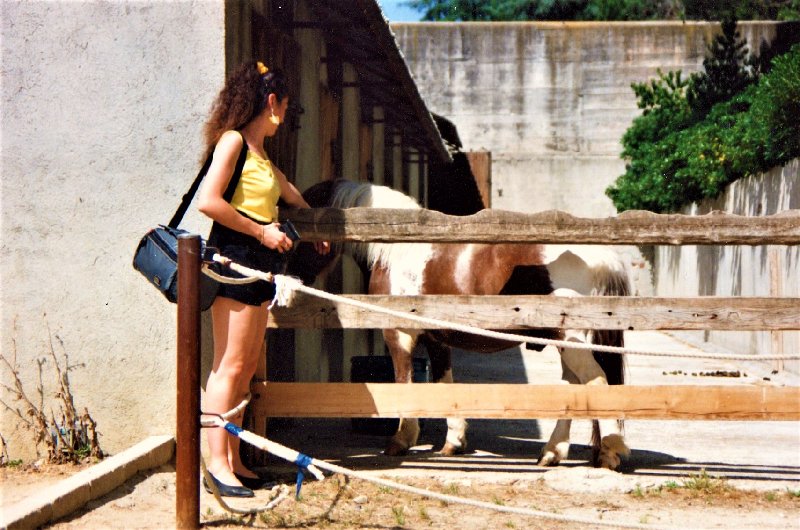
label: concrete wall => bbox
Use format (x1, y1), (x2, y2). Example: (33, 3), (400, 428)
(1, 0), (225, 459)
(654, 160), (799, 371)
(392, 21), (785, 295)
(392, 21), (781, 217)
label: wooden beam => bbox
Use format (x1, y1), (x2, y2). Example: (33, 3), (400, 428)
(269, 294), (800, 330)
(281, 208), (800, 245)
(352, 0), (451, 163)
(250, 383), (800, 421)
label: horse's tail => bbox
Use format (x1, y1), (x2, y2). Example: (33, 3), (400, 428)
(589, 324), (627, 467)
(589, 257), (630, 465)
(588, 249), (631, 386)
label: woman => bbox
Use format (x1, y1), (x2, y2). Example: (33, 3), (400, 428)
(197, 61), (328, 497)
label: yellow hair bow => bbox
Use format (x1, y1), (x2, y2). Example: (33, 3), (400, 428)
(256, 62), (269, 75)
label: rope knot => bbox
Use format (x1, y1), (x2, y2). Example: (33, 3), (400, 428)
(269, 274), (303, 309)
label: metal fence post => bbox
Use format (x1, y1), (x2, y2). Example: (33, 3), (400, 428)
(176, 234), (201, 529)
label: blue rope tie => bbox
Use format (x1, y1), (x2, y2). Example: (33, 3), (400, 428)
(224, 423), (244, 436)
(220, 420), (314, 498)
(294, 453), (314, 499)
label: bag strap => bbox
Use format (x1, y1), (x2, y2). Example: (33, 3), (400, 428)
(168, 133), (249, 228)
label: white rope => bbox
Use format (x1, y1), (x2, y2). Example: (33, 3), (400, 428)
(211, 253), (275, 284)
(200, 394), (251, 427)
(201, 264), (260, 285)
(205, 252), (799, 362)
(206, 416), (670, 530)
(269, 274), (800, 362)
(199, 394), (292, 516)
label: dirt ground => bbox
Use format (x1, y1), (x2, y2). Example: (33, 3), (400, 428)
(3, 332), (799, 529)
(2, 456), (798, 530)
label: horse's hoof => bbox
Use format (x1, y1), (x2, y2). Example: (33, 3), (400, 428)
(598, 453), (621, 470)
(438, 442), (466, 456)
(596, 434), (629, 470)
(384, 441), (409, 457)
(537, 451), (560, 467)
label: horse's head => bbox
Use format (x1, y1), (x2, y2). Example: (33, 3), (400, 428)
(285, 180), (342, 285)
(301, 179), (339, 209)
(286, 178), (421, 284)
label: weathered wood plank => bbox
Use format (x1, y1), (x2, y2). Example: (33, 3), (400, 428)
(250, 383), (800, 421)
(282, 208), (800, 245)
(269, 294), (800, 330)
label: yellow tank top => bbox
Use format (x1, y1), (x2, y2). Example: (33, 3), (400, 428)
(229, 151), (280, 222)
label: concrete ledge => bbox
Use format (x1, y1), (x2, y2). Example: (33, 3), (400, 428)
(1, 435), (175, 530)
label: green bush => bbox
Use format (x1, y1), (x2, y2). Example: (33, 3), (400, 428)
(606, 44), (800, 213)
(751, 45), (800, 163)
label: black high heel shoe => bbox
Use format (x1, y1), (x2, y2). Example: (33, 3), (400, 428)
(234, 472), (277, 490)
(203, 473), (255, 498)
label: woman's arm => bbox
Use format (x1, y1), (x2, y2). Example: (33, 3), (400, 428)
(198, 131), (292, 252)
(274, 166), (330, 254)
(274, 165), (311, 209)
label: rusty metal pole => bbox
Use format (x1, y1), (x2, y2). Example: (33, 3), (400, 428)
(176, 234), (201, 529)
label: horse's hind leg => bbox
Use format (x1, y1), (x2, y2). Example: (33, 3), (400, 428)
(384, 328), (421, 456)
(558, 329), (629, 470)
(547, 288), (629, 470)
(538, 364), (578, 466)
(418, 334), (467, 456)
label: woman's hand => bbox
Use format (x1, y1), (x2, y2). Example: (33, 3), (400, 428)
(314, 241), (331, 255)
(259, 223), (293, 253)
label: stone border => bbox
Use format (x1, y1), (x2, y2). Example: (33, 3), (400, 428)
(1, 435), (175, 530)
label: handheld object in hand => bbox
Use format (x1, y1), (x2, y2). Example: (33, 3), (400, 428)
(279, 219), (301, 243)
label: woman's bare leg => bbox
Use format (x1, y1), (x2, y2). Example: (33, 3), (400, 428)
(204, 297), (267, 485)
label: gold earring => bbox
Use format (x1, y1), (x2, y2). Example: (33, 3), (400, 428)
(269, 110), (281, 125)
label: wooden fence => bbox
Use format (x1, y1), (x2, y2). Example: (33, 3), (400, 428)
(175, 209), (799, 528)
(247, 208), (800, 422)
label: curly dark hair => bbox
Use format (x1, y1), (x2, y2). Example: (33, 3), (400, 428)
(202, 61), (288, 160)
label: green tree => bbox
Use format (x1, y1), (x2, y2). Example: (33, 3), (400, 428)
(606, 44), (800, 213)
(403, 0), (799, 20)
(404, 0), (524, 21)
(687, 17), (757, 119)
(581, 0), (682, 20)
(683, 0), (799, 20)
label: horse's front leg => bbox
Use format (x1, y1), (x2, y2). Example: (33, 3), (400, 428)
(418, 334), (467, 456)
(383, 328), (420, 456)
(558, 328), (629, 470)
(436, 369), (468, 456)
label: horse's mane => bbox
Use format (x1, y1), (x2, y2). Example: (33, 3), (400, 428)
(330, 180), (431, 272)
(330, 180), (422, 210)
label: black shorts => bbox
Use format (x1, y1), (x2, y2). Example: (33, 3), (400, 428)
(207, 219), (287, 306)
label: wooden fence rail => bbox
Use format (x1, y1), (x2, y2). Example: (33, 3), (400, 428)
(270, 294), (800, 330)
(251, 383), (800, 421)
(252, 209), (800, 427)
(284, 207), (800, 245)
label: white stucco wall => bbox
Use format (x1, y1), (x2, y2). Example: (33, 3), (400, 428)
(1, 0), (225, 459)
(654, 160), (799, 371)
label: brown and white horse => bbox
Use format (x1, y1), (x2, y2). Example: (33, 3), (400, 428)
(288, 179), (632, 470)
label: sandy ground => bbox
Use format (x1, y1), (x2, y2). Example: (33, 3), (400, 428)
(2, 331), (799, 529)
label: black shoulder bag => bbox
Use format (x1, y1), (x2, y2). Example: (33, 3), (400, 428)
(132, 139), (249, 310)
